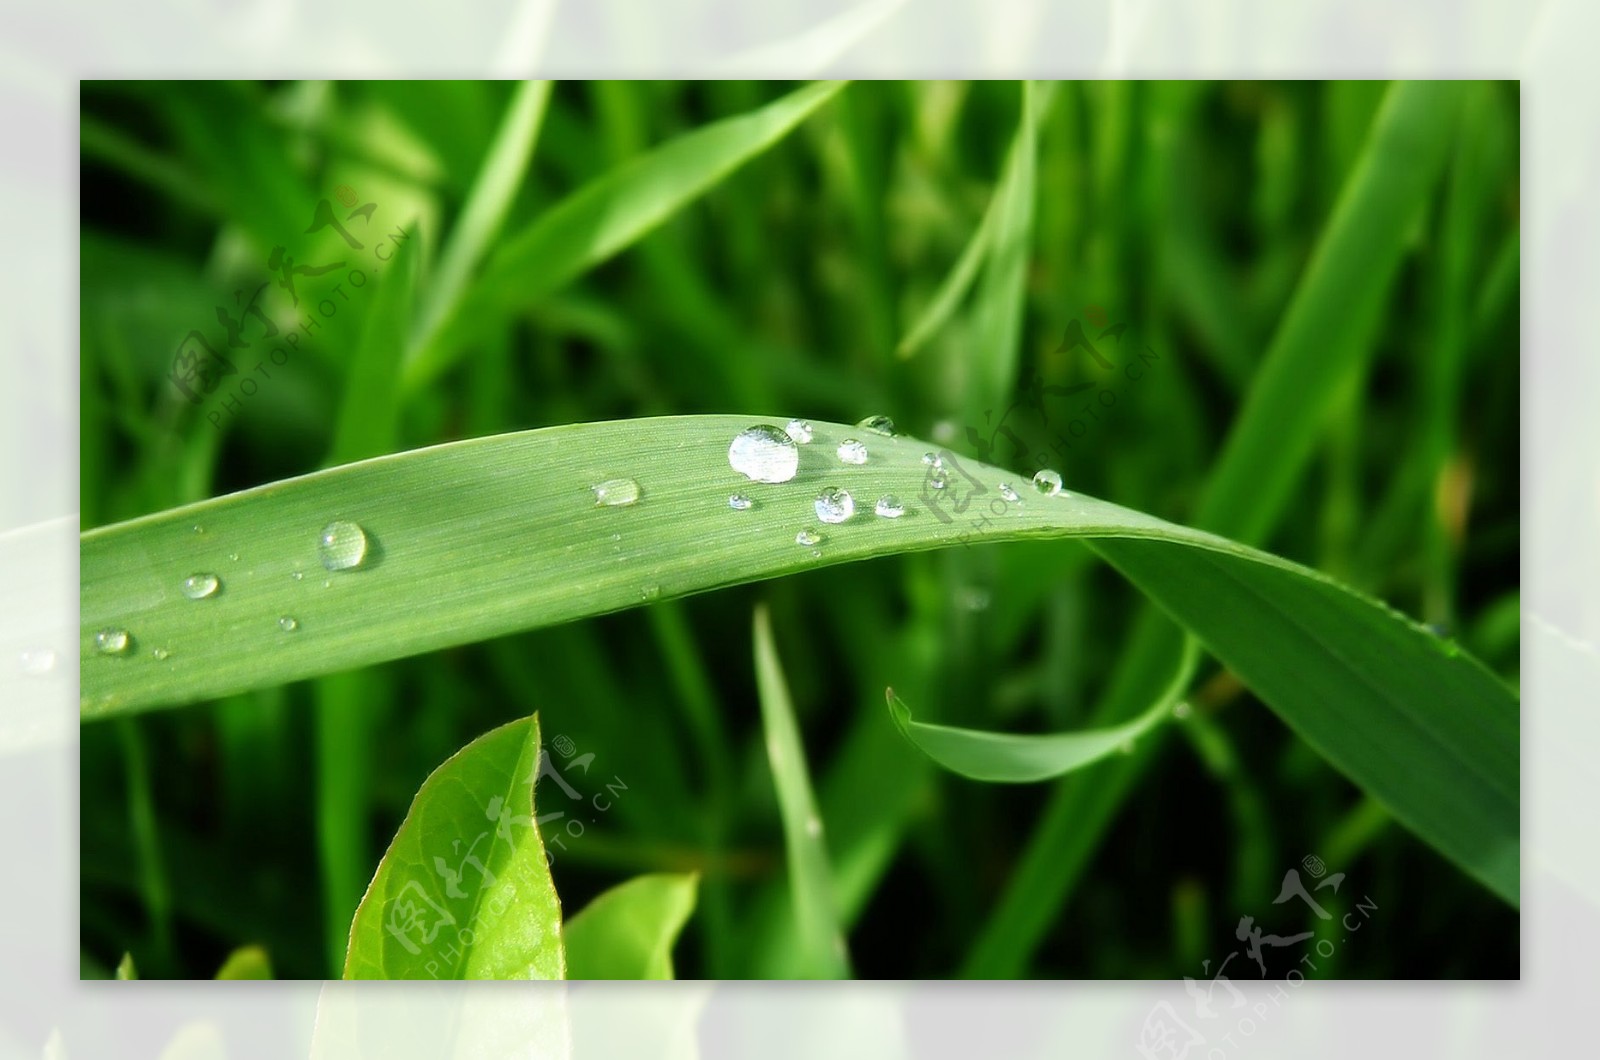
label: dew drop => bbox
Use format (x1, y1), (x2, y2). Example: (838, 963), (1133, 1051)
(592, 478), (642, 507)
(999, 483), (1020, 503)
(181, 572), (220, 600)
(278, 616), (299, 633)
(929, 466), (949, 490)
(796, 528), (823, 546)
(94, 629), (130, 655)
(192, 524), (204, 535)
(728, 493), (754, 511)
(874, 495), (906, 518)
(810, 549), (822, 558)
(836, 439), (868, 465)
(228, 552), (240, 562)
(785, 418), (814, 444)
(921, 452), (942, 467)
(18, 647), (56, 676)
(814, 487), (854, 524)
(641, 584), (661, 601)
(319, 520), (369, 571)
(291, 571), (304, 581)
(152, 647), (171, 661)
(1032, 468), (1064, 497)
(855, 414), (896, 437)
(729, 425), (800, 483)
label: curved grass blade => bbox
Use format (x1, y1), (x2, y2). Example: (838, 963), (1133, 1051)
(885, 636), (1198, 782)
(562, 872), (698, 980)
(79, 415), (1518, 904)
(754, 605), (851, 979)
(402, 80), (846, 390)
(343, 714), (564, 980)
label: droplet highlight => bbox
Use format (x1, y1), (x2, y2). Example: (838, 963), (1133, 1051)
(836, 439), (868, 465)
(874, 495), (906, 518)
(592, 478), (642, 507)
(814, 487), (855, 524)
(729, 425), (800, 484)
(785, 419), (814, 444)
(796, 528), (823, 547)
(1032, 469), (1064, 497)
(278, 616), (299, 633)
(319, 520), (369, 571)
(855, 414), (896, 436)
(728, 493), (754, 511)
(94, 629), (130, 656)
(181, 572), (220, 600)
(998, 483), (1020, 503)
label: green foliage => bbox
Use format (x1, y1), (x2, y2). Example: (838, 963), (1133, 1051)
(80, 79), (1520, 979)
(563, 873), (699, 979)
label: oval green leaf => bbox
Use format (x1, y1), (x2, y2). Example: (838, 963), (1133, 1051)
(563, 872), (699, 980)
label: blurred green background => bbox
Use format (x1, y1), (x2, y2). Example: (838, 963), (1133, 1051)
(79, 80), (1519, 979)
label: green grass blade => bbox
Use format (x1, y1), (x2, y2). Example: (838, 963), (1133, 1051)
(342, 714), (565, 979)
(79, 415), (1518, 904)
(753, 605), (851, 979)
(885, 635), (1197, 782)
(410, 80), (551, 358)
(326, 219), (421, 465)
(402, 80), (846, 390)
(562, 872), (698, 980)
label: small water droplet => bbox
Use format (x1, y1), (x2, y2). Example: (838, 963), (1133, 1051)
(192, 524), (204, 535)
(319, 520), (369, 571)
(322, 579), (331, 589)
(785, 419), (814, 444)
(728, 493), (754, 511)
(836, 439), (869, 465)
(1172, 701), (1193, 720)
(18, 647), (56, 676)
(228, 552), (239, 562)
(796, 528), (823, 547)
(278, 616), (299, 633)
(592, 478), (641, 507)
(151, 647), (171, 661)
(856, 414), (896, 436)
(815, 487), (854, 524)
(641, 584), (661, 601)
(1032, 469), (1064, 497)
(729, 425), (800, 483)
(810, 549), (822, 558)
(180, 572), (220, 600)
(94, 629), (130, 655)
(291, 571), (304, 581)
(999, 483), (1020, 503)
(921, 452), (942, 467)
(874, 495), (906, 518)
(929, 466), (949, 490)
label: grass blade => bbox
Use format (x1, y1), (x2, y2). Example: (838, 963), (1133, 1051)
(885, 636), (1197, 782)
(402, 80), (846, 390)
(753, 605), (851, 979)
(562, 872), (698, 980)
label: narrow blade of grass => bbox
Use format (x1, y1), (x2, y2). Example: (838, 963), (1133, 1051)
(402, 80), (846, 390)
(753, 605), (851, 979)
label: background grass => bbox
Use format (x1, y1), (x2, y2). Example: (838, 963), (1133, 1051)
(79, 80), (1519, 979)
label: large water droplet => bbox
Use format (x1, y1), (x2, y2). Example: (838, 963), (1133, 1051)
(856, 414), (896, 436)
(278, 616), (299, 633)
(785, 418), (814, 444)
(1032, 469), (1064, 497)
(94, 629), (130, 655)
(796, 528), (823, 546)
(815, 487), (854, 524)
(728, 493), (754, 511)
(319, 520), (369, 571)
(836, 439), (868, 465)
(592, 478), (641, 507)
(999, 483), (1020, 503)
(729, 425), (800, 483)
(18, 647), (56, 676)
(874, 495), (906, 518)
(181, 572), (220, 600)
